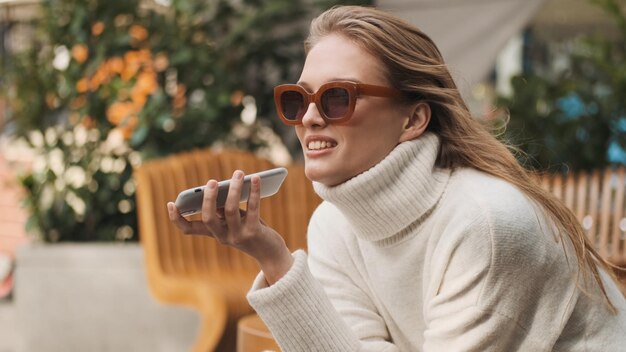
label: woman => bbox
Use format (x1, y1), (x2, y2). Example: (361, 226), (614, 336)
(168, 6), (626, 351)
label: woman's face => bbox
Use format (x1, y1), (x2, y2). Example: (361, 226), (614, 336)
(295, 34), (411, 186)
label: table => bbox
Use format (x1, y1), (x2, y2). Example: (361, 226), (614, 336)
(237, 314), (280, 352)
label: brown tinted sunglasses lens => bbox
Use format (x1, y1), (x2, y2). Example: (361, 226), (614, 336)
(279, 90), (305, 121)
(321, 87), (350, 119)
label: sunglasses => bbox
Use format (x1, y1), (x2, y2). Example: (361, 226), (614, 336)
(274, 81), (403, 125)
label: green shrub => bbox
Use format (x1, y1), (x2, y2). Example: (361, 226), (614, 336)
(497, 0), (626, 172)
(0, 0), (371, 242)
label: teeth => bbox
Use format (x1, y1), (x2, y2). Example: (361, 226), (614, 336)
(308, 140), (336, 150)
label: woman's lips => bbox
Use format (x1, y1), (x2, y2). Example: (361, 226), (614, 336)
(304, 135), (337, 150)
(303, 136), (338, 158)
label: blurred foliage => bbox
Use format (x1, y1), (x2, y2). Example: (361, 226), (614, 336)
(497, 0), (626, 172)
(0, 0), (371, 242)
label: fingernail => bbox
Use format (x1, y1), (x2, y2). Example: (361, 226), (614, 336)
(208, 180), (217, 189)
(167, 203), (172, 211)
(235, 170), (244, 179)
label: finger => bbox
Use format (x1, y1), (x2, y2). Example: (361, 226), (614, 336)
(223, 170), (244, 232)
(216, 208), (246, 219)
(245, 175), (261, 226)
(201, 179), (219, 226)
(167, 202), (212, 236)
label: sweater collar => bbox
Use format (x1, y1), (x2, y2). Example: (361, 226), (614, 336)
(312, 133), (450, 243)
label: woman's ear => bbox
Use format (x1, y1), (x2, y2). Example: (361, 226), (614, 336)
(399, 102), (431, 142)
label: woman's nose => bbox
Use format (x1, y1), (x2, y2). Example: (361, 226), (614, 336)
(300, 102), (326, 128)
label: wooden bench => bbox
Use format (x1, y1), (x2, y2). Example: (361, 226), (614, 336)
(538, 167), (626, 268)
(134, 148), (321, 351)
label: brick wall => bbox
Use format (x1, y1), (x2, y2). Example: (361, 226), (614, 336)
(0, 154), (29, 257)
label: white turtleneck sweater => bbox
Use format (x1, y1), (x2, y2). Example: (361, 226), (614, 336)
(247, 133), (626, 351)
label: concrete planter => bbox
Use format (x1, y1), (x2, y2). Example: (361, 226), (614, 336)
(14, 243), (199, 352)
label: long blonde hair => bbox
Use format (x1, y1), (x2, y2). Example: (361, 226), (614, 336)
(306, 5), (625, 311)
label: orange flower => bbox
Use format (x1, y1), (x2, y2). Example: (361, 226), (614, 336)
(134, 71), (157, 95)
(116, 115), (139, 140)
(82, 116), (97, 129)
(90, 66), (110, 90)
(124, 50), (139, 63)
(130, 91), (147, 109)
(124, 49), (152, 65)
(129, 25), (148, 42)
(106, 101), (136, 125)
(91, 21), (105, 37)
(172, 83), (187, 116)
(121, 51), (143, 81)
(137, 49), (151, 63)
(121, 63), (140, 81)
(45, 93), (58, 108)
(123, 115), (138, 129)
(173, 95), (187, 110)
(72, 44), (89, 63)
(107, 57), (124, 74)
(70, 95), (86, 109)
(230, 90), (244, 106)
(175, 83), (186, 97)
(76, 78), (89, 93)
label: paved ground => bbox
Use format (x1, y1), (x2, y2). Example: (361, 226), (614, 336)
(0, 298), (17, 352)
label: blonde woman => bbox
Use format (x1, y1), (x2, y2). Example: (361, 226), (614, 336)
(168, 6), (626, 351)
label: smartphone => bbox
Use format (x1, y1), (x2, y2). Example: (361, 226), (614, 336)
(174, 167), (288, 216)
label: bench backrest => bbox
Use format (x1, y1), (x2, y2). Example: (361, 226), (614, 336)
(539, 167), (626, 266)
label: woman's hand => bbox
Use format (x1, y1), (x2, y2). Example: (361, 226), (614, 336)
(166, 170), (294, 285)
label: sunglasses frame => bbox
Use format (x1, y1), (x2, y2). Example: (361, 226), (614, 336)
(274, 81), (403, 125)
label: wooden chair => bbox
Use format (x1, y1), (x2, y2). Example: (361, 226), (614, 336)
(538, 167), (626, 268)
(134, 148), (321, 351)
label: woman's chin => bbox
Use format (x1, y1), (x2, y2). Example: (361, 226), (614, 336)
(304, 167), (347, 187)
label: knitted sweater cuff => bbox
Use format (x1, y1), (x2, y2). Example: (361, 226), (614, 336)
(247, 250), (358, 352)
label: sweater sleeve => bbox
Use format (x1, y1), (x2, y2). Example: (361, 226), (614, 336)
(247, 203), (400, 352)
(247, 250), (359, 352)
(247, 251), (398, 352)
(422, 198), (580, 352)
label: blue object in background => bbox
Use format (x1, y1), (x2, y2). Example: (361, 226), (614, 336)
(608, 140), (626, 164)
(557, 93), (586, 121)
